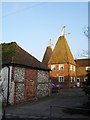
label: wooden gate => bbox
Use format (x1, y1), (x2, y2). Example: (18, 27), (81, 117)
(25, 69), (37, 101)
(25, 79), (36, 100)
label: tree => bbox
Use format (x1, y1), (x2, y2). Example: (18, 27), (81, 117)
(83, 26), (90, 39)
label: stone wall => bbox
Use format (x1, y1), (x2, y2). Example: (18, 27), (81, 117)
(14, 82), (25, 103)
(1, 65), (50, 104)
(14, 67), (25, 82)
(11, 66), (50, 103)
(37, 70), (49, 97)
(13, 67), (25, 104)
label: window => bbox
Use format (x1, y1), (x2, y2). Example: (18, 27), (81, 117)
(77, 78), (80, 82)
(51, 65), (56, 70)
(59, 64), (64, 70)
(58, 76), (64, 82)
(73, 66), (76, 71)
(70, 77), (73, 82)
(70, 65), (72, 71)
(86, 66), (90, 71)
(76, 78), (80, 87)
(84, 77), (88, 82)
(74, 77), (76, 82)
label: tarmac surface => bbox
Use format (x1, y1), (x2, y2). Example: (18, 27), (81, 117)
(1, 88), (90, 120)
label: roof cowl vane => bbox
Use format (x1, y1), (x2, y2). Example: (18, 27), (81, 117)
(48, 39), (53, 47)
(60, 26), (70, 37)
(60, 26), (66, 36)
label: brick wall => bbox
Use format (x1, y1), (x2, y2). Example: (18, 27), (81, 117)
(49, 63), (69, 77)
(76, 66), (87, 87)
(48, 63), (76, 88)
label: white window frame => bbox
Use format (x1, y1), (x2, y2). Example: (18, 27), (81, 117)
(86, 66), (90, 71)
(70, 77), (73, 82)
(84, 77), (88, 82)
(73, 66), (76, 71)
(74, 77), (76, 82)
(70, 65), (73, 71)
(59, 64), (64, 70)
(58, 76), (64, 82)
(51, 65), (56, 70)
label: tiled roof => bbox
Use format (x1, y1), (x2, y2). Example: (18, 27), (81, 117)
(1, 42), (50, 71)
(48, 36), (76, 65)
(42, 46), (52, 65)
(75, 58), (90, 67)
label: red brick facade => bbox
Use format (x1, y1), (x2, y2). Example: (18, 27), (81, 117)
(48, 63), (76, 88)
(75, 59), (90, 87)
(42, 36), (76, 88)
(25, 69), (37, 101)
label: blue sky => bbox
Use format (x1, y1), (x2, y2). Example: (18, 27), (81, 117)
(2, 2), (88, 61)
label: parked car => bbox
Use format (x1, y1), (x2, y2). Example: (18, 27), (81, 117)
(50, 83), (59, 93)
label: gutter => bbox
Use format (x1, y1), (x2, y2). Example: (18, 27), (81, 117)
(7, 66), (10, 105)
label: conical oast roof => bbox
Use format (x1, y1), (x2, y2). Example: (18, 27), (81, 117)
(42, 46), (52, 65)
(48, 36), (75, 65)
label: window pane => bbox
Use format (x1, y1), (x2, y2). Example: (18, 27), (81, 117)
(70, 65), (72, 71)
(59, 64), (64, 70)
(51, 65), (56, 70)
(73, 66), (75, 71)
(59, 76), (64, 82)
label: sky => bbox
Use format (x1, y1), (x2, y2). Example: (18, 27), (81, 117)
(1, 2), (88, 61)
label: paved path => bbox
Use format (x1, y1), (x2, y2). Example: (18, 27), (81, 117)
(2, 88), (90, 119)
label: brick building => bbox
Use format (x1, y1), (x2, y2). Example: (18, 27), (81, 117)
(0, 42), (50, 105)
(42, 27), (90, 88)
(42, 30), (76, 88)
(75, 58), (90, 87)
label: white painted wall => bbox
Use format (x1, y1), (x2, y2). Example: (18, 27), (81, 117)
(0, 66), (14, 104)
(1, 67), (8, 103)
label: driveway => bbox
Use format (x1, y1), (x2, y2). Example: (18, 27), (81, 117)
(2, 88), (90, 119)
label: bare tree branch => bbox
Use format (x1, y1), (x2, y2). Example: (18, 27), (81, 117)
(83, 26), (90, 39)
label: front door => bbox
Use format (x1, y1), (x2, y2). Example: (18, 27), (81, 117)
(76, 78), (80, 87)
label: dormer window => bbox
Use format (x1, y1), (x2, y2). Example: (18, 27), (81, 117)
(59, 64), (64, 70)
